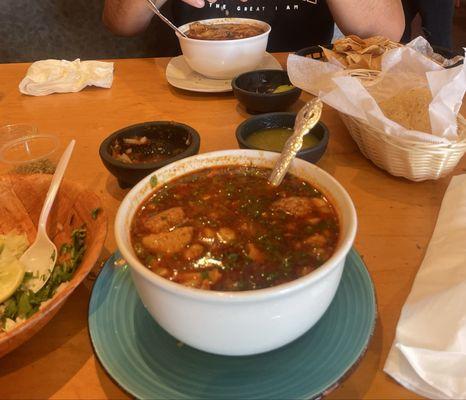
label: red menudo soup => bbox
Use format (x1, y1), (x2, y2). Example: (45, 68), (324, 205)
(186, 22), (266, 40)
(131, 166), (339, 291)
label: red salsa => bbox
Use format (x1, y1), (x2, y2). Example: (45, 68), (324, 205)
(110, 136), (186, 164)
(131, 166), (339, 291)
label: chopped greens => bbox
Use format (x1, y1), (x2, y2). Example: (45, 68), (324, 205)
(60, 243), (72, 255)
(0, 226), (87, 329)
(13, 159), (56, 175)
(91, 207), (102, 220)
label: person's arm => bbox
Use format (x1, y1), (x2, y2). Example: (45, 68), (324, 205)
(327, 0), (405, 41)
(103, 0), (206, 36)
(103, 0), (154, 36)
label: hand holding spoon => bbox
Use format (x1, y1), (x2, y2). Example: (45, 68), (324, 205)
(145, 0), (188, 38)
(22, 140), (76, 293)
(268, 99), (323, 186)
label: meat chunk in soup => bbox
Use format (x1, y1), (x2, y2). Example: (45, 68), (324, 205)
(247, 243), (265, 263)
(304, 233), (328, 247)
(271, 196), (315, 217)
(217, 227), (236, 244)
(142, 226), (193, 254)
(184, 243), (205, 261)
(177, 269), (223, 290)
(143, 207), (185, 234)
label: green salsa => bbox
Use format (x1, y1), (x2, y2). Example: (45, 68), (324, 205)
(272, 84), (294, 94)
(245, 127), (320, 152)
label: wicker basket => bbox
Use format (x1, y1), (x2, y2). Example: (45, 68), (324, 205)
(339, 112), (466, 181)
(334, 68), (466, 181)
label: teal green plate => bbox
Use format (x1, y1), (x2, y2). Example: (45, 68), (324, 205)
(89, 249), (376, 400)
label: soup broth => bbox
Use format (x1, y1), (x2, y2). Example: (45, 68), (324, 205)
(186, 22), (266, 40)
(131, 166), (339, 291)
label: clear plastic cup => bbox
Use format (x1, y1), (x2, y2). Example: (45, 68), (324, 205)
(0, 124), (60, 175)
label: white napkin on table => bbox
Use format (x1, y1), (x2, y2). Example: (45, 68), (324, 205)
(384, 174), (466, 399)
(19, 59), (114, 96)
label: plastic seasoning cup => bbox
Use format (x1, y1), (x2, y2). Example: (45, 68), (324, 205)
(0, 125), (60, 175)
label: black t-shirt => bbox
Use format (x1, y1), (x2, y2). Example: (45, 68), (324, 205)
(169, 0), (334, 52)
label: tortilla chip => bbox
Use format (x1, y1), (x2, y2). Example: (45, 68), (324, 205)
(312, 35), (403, 70)
(361, 44), (385, 56)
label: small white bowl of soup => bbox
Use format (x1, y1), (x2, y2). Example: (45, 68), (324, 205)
(115, 150), (357, 356)
(176, 18), (271, 79)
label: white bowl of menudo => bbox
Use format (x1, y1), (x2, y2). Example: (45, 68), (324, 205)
(176, 18), (271, 79)
(115, 150), (357, 356)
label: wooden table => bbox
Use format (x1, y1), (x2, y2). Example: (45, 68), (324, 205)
(0, 54), (464, 399)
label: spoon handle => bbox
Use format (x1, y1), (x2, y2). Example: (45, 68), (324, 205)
(268, 99), (323, 186)
(145, 0), (188, 38)
(268, 129), (306, 187)
(37, 140), (76, 231)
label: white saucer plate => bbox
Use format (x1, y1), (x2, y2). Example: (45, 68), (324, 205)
(165, 53), (283, 93)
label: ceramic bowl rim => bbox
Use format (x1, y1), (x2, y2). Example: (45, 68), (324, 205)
(99, 121), (201, 171)
(115, 149), (357, 303)
(231, 69), (302, 99)
(294, 44), (333, 57)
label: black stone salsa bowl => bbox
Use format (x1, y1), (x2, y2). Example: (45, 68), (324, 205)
(99, 121), (200, 189)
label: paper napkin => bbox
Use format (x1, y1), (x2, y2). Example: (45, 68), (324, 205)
(384, 174), (466, 399)
(19, 59), (114, 96)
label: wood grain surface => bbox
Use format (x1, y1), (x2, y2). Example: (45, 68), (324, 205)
(0, 54), (464, 399)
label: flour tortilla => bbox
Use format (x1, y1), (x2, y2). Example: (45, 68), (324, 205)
(379, 87), (432, 133)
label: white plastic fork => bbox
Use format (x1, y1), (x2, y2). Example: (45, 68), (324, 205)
(21, 140), (76, 293)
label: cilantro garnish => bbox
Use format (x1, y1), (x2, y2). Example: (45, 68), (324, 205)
(91, 207), (102, 220)
(0, 226), (87, 326)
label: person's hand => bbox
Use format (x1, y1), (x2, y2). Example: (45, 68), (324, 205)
(182, 0), (247, 7)
(181, 0), (206, 7)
